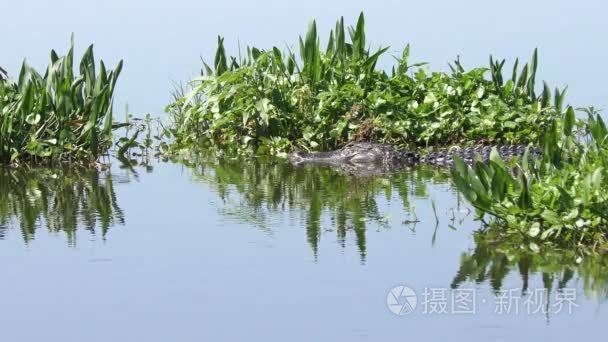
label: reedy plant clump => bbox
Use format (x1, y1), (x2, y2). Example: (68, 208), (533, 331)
(167, 13), (565, 155)
(451, 107), (608, 251)
(0, 39), (123, 165)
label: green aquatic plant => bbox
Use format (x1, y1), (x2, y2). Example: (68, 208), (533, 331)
(0, 66), (7, 81)
(451, 107), (608, 250)
(115, 107), (171, 168)
(0, 166), (125, 245)
(0, 39), (123, 165)
(167, 12), (564, 155)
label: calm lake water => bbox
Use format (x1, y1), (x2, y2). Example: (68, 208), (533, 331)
(1, 157), (606, 341)
(2, 0), (608, 341)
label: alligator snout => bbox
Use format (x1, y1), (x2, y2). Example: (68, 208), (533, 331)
(288, 151), (310, 165)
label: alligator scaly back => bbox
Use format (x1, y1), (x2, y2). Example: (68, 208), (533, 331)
(288, 142), (540, 169)
(421, 144), (541, 166)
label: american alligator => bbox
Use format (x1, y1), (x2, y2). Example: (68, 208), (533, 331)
(289, 142), (540, 174)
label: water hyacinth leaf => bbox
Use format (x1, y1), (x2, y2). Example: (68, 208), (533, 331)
(563, 106), (575, 136)
(473, 161), (491, 190)
(103, 101), (114, 136)
(489, 147), (506, 169)
(80, 44), (96, 95)
(298, 36), (305, 62)
(589, 113), (607, 144)
(540, 210), (560, 225)
(518, 172), (532, 209)
(287, 53), (296, 75)
(26, 113), (41, 125)
(529, 243), (540, 253)
(564, 208), (579, 221)
(50, 50), (59, 64)
(554, 86), (567, 113)
(362, 46), (389, 71)
(214, 36), (228, 76)
(517, 64), (528, 89)
(398, 44), (411, 73)
(541, 81), (551, 108)
(511, 58), (519, 84)
(453, 156), (468, 177)
(349, 12), (366, 62)
(540, 227), (556, 240)
(556, 186), (574, 209)
(272, 47), (286, 74)
(521, 146), (531, 172)
(301, 19), (322, 83)
(450, 167), (479, 204)
(527, 48), (538, 99)
(326, 30), (335, 55)
(255, 98), (272, 126)
(110, 60), (123, 90)
(489, 161), (512, 201)
(542, 120), (560, 166)
(529, 222), (541, 237)
(203, 62), (213, 76)
(582, 174), (592, 206)
(229, 57), (239, 71)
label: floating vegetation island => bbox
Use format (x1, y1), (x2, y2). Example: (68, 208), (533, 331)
(165, 13), (607, 252)
(167, 13), (565, 155)
(1, 13), (606, 252)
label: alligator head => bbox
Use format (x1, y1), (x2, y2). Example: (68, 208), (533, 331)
(289, 142), (420, 166)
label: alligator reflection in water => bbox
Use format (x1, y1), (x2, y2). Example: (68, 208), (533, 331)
(188, 155), (608, 299)
(186, 155), (453, 261)
(0, 167), (125, 245)
(452, 236), (608, 300)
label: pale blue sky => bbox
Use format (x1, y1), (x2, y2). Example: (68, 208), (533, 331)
(3, 0), (606, 117)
